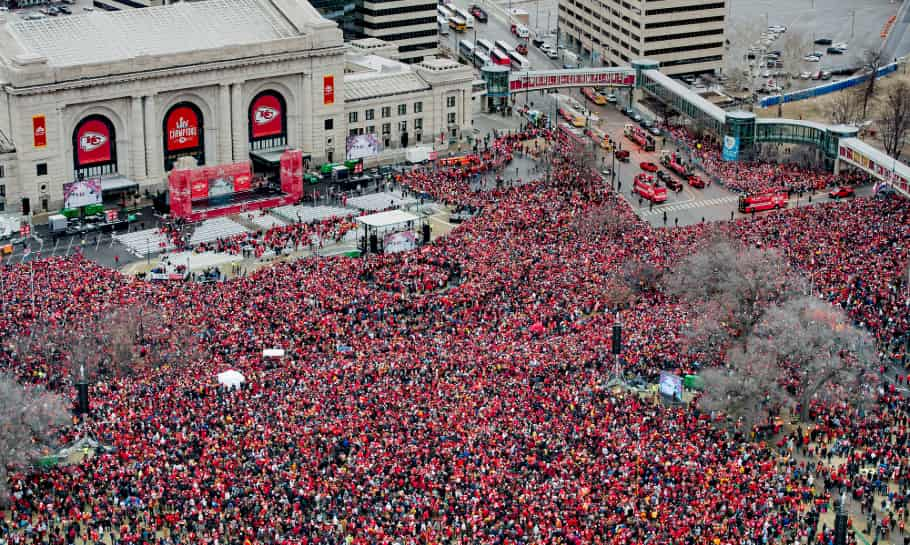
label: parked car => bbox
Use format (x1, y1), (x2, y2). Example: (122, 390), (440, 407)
(799, 71), (811, 79)
(648, 126), (661, 136)
(515, 43), (528, 55)
(531, 37), (544, 48)
(58, 5), (71, 13)
(815, 37), (833, 45)
(469, 5), (487, 22)
(803, 54), (821, 62)
(768, 24), (787, 33)
(827, 47), (846, 55)
(614, 149), (630, 162)
(829, 186), (855, 199)
(639, 161), (658, 173)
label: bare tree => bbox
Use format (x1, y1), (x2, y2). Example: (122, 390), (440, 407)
(777, 30), (810, 89)
(744, 296), (879, 421)
(878, 80), (910, 159)
(830, 88), (863, 125)
(697, 345), (786, 430)
(724, 22), (763, 97)
(665, 237), (802, 352)
(622, 259), (662, 294)
(0, 374), (70, 505)
(861, 49), (884, 118)
(19, 303), (202, 383)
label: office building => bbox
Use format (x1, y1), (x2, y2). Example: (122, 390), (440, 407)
(354, 0), (438, 63)
(558, 0), (726, 76)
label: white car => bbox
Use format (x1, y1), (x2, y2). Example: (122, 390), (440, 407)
(803, 55), (821, 62)
(833, 42), (848, 50)
(768, 25), (787, 33)
(799, 72), (811, 79)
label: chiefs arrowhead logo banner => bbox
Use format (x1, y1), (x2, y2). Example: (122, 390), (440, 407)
(250, 93), (284, 139)
(32, 115), (47, 148)
(323, 75), (334, 105)
(165, 105), (201, 151)
(74, 117), (114, 167)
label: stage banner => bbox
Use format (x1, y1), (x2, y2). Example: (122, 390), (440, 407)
(190, 169), (209, 201)
(167, 169), (191, 218)
(280, 149), (303, 198)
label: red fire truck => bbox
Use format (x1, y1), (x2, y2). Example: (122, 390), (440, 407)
(737, 191), (788, 213)
(624, 123), (655, 151)
(633, 173), (668, 203)
(660, 151), (689, 178)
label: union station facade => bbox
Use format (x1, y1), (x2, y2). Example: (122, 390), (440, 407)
(0, 0), (473, 214)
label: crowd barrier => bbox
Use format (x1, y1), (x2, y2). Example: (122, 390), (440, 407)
(759, 62), (901, 108)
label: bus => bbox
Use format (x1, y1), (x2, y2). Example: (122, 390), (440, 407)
(490, 48), (511, 66)
(449, 16), (466, 32)
(494, 40), (514, 54)
(437, 13), (449, 34)
(476, 38), (495, 55)
(585, 126), (611, 150)
(437, 4), (454, 19)
(558, 123), (587, 147)
(506, 49), (530, 70)
(458, 39), (475, 62)
(451, 5), (474, 28)
(558, 106), (585, 128)
(474, 50), (491, 66)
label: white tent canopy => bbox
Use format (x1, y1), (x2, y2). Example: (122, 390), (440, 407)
(216, 369), (246, 389)
(354, 209), (419, 228)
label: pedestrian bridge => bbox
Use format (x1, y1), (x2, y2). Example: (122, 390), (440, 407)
(482, 58), (909, 197)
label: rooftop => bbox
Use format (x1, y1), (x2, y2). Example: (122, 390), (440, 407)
(344, 54), (431, 101)
(2, 0), (329, 68)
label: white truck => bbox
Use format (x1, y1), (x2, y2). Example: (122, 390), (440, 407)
(405, 146), (434, 164)
(48, 214), (68, 234)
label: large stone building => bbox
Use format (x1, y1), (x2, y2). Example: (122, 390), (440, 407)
(559, 0), (726, 76)
(0, 0), (472, 214)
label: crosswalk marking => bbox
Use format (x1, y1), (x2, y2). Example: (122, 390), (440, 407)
(638, 195), (740, 216)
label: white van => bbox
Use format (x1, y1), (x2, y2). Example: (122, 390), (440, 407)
(515, 25), (529, 38)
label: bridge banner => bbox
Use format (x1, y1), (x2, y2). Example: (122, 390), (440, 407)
(722, 136), (739, 161)
(509, 70), (635, 92)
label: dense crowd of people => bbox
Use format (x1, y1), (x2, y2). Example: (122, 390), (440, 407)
(661, 125), (873, 194)
(0, 126), (907, 545)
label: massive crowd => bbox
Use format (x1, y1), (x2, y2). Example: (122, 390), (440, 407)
(0, 126), (907, 545)
(662, 125), (872, 194)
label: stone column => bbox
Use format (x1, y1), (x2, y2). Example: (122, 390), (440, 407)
(144, 94), (161, 183)
(231, 83), (245, 162)
(218, 84), (232, 164)
(130, 96), (146, 180)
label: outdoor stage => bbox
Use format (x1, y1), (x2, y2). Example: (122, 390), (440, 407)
(168, 151), (304, 223)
